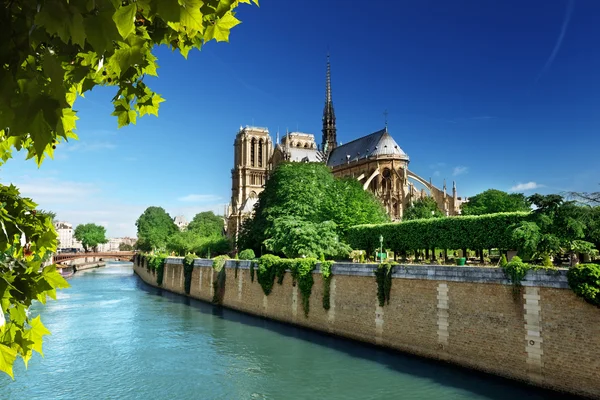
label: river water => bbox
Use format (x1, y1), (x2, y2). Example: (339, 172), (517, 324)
(0, 262), (574, 399)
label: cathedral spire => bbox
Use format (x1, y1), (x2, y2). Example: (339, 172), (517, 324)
(322, 52), (337, 155)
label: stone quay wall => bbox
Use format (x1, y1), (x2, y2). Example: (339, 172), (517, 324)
(134, 258), (600, 398)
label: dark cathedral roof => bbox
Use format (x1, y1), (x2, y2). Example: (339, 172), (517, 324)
(326, 127), (409, 168)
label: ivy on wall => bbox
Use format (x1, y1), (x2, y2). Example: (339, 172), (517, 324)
(501, 256), (530, 298)
(145, 254), (167, 286)
(212, 255), (229, 305)
(250, 262), (255, 283)
(183, 253), (196, 295)
(321, 261), (334, 310)
(375, 263), (394, 306)
(291, 258), (317, 317)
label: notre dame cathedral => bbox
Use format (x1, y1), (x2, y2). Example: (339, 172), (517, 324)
(226, 55), (467, 240)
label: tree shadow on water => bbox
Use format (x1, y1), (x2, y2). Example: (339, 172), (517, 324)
(134, 279), (585, 400)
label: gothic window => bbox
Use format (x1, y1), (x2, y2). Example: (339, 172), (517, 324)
(304, 143), (309, 148)
(250, 138), (256, 167)
(258, 139), (263, 167)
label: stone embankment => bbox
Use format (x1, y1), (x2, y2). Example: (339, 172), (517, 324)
(134, 258), (600, 399)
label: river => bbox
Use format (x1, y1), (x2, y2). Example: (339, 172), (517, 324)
(0, 262), (575, 399)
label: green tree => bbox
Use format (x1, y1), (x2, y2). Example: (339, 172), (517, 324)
(73, 223), (108, 252)
(239, 162), (388, 253)
(403, 197), (444, 220)
(263, 217), (351, 259)
(461, 189), (531, 215)
(0, 184), (69, 378)
(187, 211), (224, 237)
(119, 243), (133, 251)
(136, 207), (178, 252)
(166, 230), (204, 256)
(0, 0), (257, 166)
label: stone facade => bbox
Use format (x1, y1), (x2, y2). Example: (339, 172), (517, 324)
(135, 259), (600, 398)
(226, 126), (273, 240)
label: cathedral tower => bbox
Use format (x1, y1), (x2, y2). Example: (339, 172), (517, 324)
(321, 53), (337, 155)
(227, 126), (273, 241)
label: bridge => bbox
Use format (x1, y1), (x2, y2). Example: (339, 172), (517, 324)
(54, 252), (135, 263)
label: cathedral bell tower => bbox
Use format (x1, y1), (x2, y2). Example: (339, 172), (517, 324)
(321, 53), (337, 156)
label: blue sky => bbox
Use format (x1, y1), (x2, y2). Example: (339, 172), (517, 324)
(1, 0), (599, 237)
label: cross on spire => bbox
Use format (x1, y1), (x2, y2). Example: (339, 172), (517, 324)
(383, 109), (388, 129)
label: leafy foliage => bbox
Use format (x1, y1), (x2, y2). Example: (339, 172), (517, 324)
(183, 253), (196, 294)
(461, 189), (531, 215)
(119, 243), (133, 251)
(136, 207), (178, 251)
(238, 249), (255, 260)
(239, 162), (388, 253)
(347, 212), (529, 255)
(403, 197), (444, 220)
(187, 211), (224, 237)
(73, 223), (107, 251)
(263, 217), (351, 259)
(0, 0), (257, 166)
(502, 256), (530, 297)
(212, 255), (229, 305)
(375, 263), (394, 306)
(166, 230), (204, 256)
(499, 254), (508, 268)
(0, 184), (69, 378)
(146, 253), (167, 286)
(567, 264), (600, 307)
(290, 258), (317, 317)
(321, 260), (334, 310)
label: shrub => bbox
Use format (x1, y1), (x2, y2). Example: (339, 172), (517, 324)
(502, 256), (530, 297)
(238, 249), (256, 260)
(499, 254), (508, 268)
(212, 255), (229, 305)
(567, 264), (600, 307)
(542, 254), (553, 268)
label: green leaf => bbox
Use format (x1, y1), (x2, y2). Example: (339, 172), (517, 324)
(69, 10), (87, 47)
(0, 343), (17, 379)
(42, 265), (70, 290)
(180, 0), (205, 33)
(84, 10), (119, 54)
(204, 11), (240, 42)
(24, 316), (51, 356)
(112, 4), (137, 39)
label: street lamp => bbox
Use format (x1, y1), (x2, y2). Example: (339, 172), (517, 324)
(379, 234), (384, 263)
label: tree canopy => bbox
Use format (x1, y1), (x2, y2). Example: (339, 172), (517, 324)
(1, 0), (257, 166)
(187, 211), (224, 237)
(403, 197), (444, 220)
(0, 184), (69, 378)
(119, 243), (134, 251)
(73, 223), (108, 251)
(135, 206), (178, 251)
(461, 189), (531, 215)
(238, 162), (388, 254)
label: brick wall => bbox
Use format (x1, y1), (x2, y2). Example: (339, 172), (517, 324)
(134, 258), (600, 398)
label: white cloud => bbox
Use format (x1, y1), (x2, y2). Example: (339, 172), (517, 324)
(178, 194), (222, 203)
(433, 170), (441, 177)
(510, 182), (543, 192)
(452, 166), (468, 176)
(13, 178), (99, 204)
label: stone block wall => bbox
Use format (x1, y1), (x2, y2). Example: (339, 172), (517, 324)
(134, 258), (600, 398)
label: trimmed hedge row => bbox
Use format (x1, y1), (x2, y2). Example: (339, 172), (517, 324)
(347, 212), (530, 253)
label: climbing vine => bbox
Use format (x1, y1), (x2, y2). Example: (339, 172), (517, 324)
(146, 254), (167, 286)
(502, 256), (530, 298)
(250, 262), (255, 282)
(291, 258), (317, 317)
(321, 261), (334, 310)
(212, 255), (229, 305)
(183, 253), (196, 295)
(567, 264), (600, 307)
(375, 263), (394, 306)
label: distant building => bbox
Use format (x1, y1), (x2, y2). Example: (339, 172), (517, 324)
(55, 221), (84, 251)
(97, 237), (138, 252)
(173, 215), (188, 231)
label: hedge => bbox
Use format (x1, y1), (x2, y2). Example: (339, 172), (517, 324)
(347, 212), (530, 254)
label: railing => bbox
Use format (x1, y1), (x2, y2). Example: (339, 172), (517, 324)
(54, 252), (135, 263)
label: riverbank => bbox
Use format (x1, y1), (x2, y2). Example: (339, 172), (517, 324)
(134, 258), (599, 399)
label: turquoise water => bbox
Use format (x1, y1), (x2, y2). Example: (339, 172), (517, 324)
(0, 262), (574, 399)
